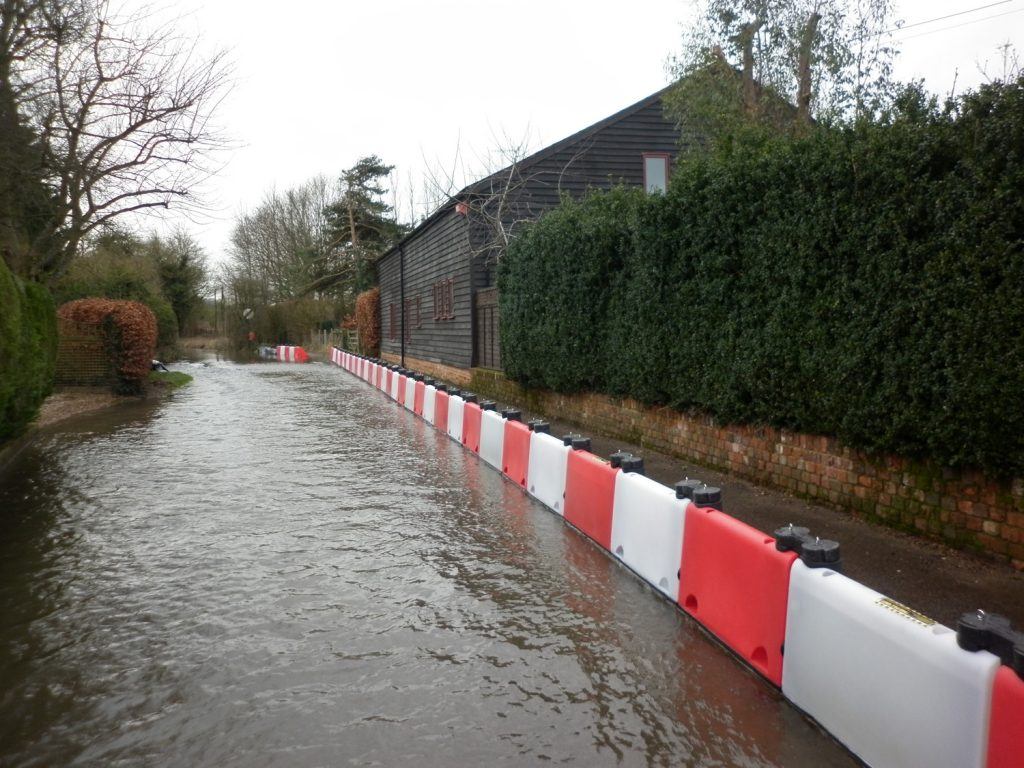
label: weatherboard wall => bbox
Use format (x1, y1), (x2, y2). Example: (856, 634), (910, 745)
(378, 207), (475, 368)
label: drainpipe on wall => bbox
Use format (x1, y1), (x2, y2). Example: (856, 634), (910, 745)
(399, 243), (406, 366)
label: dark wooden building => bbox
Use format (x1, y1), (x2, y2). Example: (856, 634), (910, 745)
(377, 83), (684, 375)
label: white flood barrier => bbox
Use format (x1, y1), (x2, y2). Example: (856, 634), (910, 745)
(479, 411), (506, 470)
(404, 378), (416, 411)
(610, 473), (687, 601)
(526, 432), (571, 514)
(447, 395), (465, 443)
(389, 373), (401, 401)
(781, 561), (1000, 768)
(423, 386), (437, 424)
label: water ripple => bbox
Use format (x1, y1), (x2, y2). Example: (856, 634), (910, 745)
(0, 361), (855, 767)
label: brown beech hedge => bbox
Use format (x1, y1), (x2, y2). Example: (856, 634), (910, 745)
(58, 299), (157, 393)
(355, 287), (380, 356)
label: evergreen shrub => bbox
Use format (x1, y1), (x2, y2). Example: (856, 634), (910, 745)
(499, 80), (1024, 475)
(0, 259), (57, 441)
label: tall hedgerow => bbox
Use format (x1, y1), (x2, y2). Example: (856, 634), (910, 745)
(499, 80), (1024, 475)
(0, 258), (57, 441)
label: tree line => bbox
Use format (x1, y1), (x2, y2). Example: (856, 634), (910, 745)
(1, 0), (227, 440)
(220, 156), (408, 345)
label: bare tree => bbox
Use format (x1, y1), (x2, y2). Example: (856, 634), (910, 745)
(3, 0), (231, 282)
(420, 128), (589, 265)
(668, 0), (900, 127)
(978, 41), (1023, 84)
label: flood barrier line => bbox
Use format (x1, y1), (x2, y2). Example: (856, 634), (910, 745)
(271, 345), (310, 363)
(328, 348), (1023, 768)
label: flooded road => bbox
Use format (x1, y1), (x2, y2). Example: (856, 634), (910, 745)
(0, 360), (857, 767)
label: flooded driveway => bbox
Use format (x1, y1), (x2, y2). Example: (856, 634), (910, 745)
(0, 360), (856, 766)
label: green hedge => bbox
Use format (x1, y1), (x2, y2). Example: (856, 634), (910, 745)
(499, 80), (1024, 475)
(0, 258), (57, 441)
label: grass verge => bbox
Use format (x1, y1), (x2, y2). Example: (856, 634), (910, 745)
(149, 371), (193, 389)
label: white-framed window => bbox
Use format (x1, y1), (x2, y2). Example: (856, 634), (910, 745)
(643, 153), (669, 194)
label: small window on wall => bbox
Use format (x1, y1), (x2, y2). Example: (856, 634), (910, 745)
(643, 153), (669, 194)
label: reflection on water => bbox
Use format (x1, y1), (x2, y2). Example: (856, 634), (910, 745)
(0, 360), (855, 767)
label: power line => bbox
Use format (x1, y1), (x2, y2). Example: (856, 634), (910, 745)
(882, 0), (1015, 35)
(893, 7), (1024, 43)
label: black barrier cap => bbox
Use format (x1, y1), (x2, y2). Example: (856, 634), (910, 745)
(423, 378), (436, 387)
(528, 420), (550, 434)
(609, 450), (632, 468)
(502, 408), (522, 422)
(481, 400), (496, 411)
(957, 611), (1016, 662)
(800, 537), (842, 570)
(620, 456), (645, 474)
(571, 437), (592, 452)
(562, 433), (578, 446)
(1013, 637), (1024, 680)
(449, 389), (461, 398)
(413, 373), (424, 382)
(462, 392), (478, 404)
(957, 610), (1013, 654)
(674, 478), (703, 500)
(435, 384), (447, 394)
(990, 624), (1020, 667)
(773, 523), (812, 553)
(693, 485), (722, 507)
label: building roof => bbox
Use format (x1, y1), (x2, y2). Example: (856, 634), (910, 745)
(381, 81), (680, 261)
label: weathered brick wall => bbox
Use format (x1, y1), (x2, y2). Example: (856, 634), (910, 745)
(56, 318), (113, 387)
(467, 368), (1024, 569)
(381, 352), (473, 386)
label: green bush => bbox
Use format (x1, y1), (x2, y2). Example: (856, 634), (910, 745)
(500, 80), (1024, 475)
(54, 232), (179, 357)
(0, 258), (56, 441)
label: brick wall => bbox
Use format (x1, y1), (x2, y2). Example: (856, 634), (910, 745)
(466, 368), (1024, 570)
(56, 318), (114, 387)
(381, 352), (473, 386)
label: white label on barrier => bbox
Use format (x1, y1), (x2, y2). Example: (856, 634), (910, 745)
(610, 473), (687, 600)
(782, 561), (1000, 768)
(526, 432), (570, 514)
(479, 411), (506, 469)
(423, 386), (436, 424)
(404, 378), (416, 410)
(447, 396), (465, 443)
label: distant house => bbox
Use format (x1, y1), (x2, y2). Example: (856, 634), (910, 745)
(377, 83), (684, 379)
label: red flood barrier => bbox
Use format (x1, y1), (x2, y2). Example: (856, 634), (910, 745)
(563, 445), (618, 551)
(396, 374), (407, 405)
(413, 380), (425, 416)
(678, 505), (797, 686)
(502, 420), (532, 488)
(433, 389), (450, 433)
(988, 666), (1024, 768)
(462, 402), (482, 453)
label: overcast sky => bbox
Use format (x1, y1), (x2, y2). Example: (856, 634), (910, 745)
(152, 0), (1023, 264)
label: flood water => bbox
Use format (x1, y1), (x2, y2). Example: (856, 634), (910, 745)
(0, 360), (858, 767)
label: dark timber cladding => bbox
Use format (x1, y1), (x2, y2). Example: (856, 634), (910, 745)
(378, 206), (474, 367)
(377, 83), (684, 370)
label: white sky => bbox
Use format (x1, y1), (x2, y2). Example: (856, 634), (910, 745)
(149, 0), (1023, 265)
